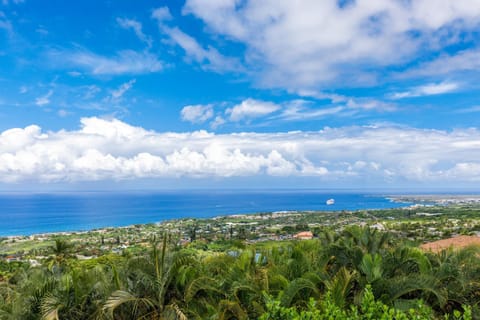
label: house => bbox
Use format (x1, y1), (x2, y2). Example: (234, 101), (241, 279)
(5, 255), (21, 262)
(294, 231), (313, 240)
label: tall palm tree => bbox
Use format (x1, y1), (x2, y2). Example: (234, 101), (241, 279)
(49, 239), (74, 270)
(104, 233), (196, 319)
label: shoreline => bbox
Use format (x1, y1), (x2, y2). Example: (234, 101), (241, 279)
(2, 205), (415, 239)
(5, 193), (479, 238)
(0, 192), (407, 238)
(387, 194), (480, 205)
(2, 199), (480, 264)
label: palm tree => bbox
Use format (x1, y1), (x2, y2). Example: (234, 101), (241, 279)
(425, 246), (480, 314)
(49, 239), (74, 270)
(214, 249), (269, 319)
(104, 233), (196, 319)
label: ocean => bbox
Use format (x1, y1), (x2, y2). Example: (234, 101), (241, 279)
(0, 191), (410, 236)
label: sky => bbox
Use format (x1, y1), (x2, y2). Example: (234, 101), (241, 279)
(1, 0), (480, 191)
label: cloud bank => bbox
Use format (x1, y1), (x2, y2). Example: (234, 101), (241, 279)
(2, 117), (480, 184)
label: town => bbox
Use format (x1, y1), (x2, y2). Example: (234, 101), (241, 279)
(2, 201), (480, 270)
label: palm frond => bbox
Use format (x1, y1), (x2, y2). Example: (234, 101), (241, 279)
(103, 290), (156, 318)
(280, 277), (319, 307)
(40, 293), (62, 320)
(325, 267), (356, 308)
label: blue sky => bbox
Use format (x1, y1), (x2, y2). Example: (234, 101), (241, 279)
(1, 0), (480, 190)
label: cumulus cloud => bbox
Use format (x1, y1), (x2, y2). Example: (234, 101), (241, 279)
(2, 117), (480, 183)
(48, 49), (163, 75)
(182, 0), (480, 90)
(391, 82), (459, 99)
(226, 99), (280, 121)
(181, 104), (214, 123)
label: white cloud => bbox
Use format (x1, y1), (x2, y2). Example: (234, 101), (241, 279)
(81, 85), (101, 100)
(455, 105), (480, 114)
(162, 26), (242, 73)
(182, 0), (480, 89)
(2, 117), (480, 183)
(152, 6), (173, 22)
(117, 18), (152, 48)
(346, 98), (396, 111)
(2, 0), (24, 5)
(445, 163), (480, 181)
(180, 97), (397, 128)
(35, 27), (48, 35)
(0, 12), (12, 35)
(68, 71), (82, 77)
(111, 79), (136, 99)
(35, 90), (53, 106)
(49, 49), (163, 75)
(403, 48), (480, 78)
(152, 8), (241, 73)
(297, 90), (348, 103)
(57, 109), (69, 117)
(210, 115), (225, 129)
(272, 99), (341, 121)
(391, 82), (459, 99)
(181, 104), (214, 123)
(226, 99), (280, 121)
(280, 105), (344, 121)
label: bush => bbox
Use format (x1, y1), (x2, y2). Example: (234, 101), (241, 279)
(260, 285), (436, 320)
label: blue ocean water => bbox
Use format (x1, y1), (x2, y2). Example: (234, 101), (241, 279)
(0, 191), (410, 236)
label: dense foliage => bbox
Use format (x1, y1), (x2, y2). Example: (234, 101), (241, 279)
(0, 227), (479, 319)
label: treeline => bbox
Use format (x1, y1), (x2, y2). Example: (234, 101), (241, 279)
(0, 226), (478, 319)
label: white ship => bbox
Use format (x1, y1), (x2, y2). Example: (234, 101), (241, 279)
(326, 198), (335, 205)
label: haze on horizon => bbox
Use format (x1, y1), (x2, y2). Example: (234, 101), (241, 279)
(1, 0), (480, 191)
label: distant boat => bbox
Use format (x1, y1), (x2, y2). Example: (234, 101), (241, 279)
(326, 198), (335, 205)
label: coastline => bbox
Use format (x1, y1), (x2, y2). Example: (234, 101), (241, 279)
(2, 198), (480, 266)
(1, 208), (369, 239)
(6, 192), (480, 238)
(387, 194), (480, 205)
(0, 192), (412, 237)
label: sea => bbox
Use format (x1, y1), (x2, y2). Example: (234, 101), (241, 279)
(0, 191), (412, 236)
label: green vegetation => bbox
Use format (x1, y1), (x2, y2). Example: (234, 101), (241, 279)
(1, 204), (480, 319)
(0, 224), (479, 319)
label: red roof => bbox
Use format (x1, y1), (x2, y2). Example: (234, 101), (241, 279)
(294, 231), (313, 238)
